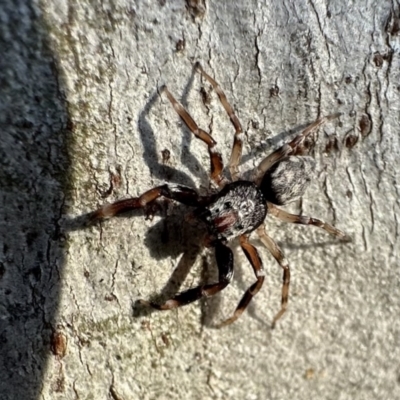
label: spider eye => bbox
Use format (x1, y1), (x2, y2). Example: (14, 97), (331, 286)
(224, 201), (232, 209)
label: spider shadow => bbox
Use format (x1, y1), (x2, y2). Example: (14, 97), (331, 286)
(138, 89), (195, 188)
(63, 202), (216, 321)
(137, 63), (209, 190)
(178, 65), (209, 185)
(130, 203), (220, 319)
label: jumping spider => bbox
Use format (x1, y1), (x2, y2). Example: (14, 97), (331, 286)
(90, 63), (348, 328)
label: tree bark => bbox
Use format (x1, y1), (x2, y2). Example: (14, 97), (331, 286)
(1, 0), (399, 399)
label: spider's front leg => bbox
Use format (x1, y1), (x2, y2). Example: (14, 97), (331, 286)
(162, 87), (225, 187)
(90, 184), (209, 221)
(254, 113), (341, 185)
(217, 234), (265, 327)
(195, 63), (243, 181)
(139, 240), (234, 310)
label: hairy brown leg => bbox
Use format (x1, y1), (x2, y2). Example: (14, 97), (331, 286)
(195, 62), (243, 181)
(217, 234), (265, 327)
(254, 113), (341, 186)
(139, 241), (234, 309)
(90, 184), (209, 221)
(162, 86), (225, 187)
(268, 202), (350, 240)
(256, 224), (290, 329)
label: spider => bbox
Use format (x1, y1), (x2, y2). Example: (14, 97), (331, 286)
(90, 63), (348, 328)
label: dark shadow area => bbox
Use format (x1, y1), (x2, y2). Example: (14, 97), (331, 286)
(65, 200), (216, 321)
(0, 1), (71, 399)
(137, 90), (196, 188)
(140, 202), (208, 314)
(178, 65), (209, 184)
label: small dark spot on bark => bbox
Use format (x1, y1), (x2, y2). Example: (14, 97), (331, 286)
(384, 52), (393, 64)
(84, 270), (90, 278)
(200, 86), (211, 105)
(158, 0), (166, 5)
(251, 120), (260, 129)
(373, 51), (392, 68)
(269, 85), (280, 97)
(51, 330), (67, 358)
(346, 190), (353, 199)
(161, 332), (170, 347)
(186, 0), (206, 19)
(327, 10), (331, 18)
(0, 262), (5, 280)
(373, 52), (384, 68)
(54, 376), (65, 393)
(359, 114), (372, 138)
(161, 148), (171, 164)
(386, 12), (400, 36)
(345, 76), (352, 84)
(344, 130), (359, 149)
(176, 38), (185, 52)
(324, 135), (339, 154)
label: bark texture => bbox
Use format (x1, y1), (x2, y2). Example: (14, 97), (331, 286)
(1, 0), (399, 399)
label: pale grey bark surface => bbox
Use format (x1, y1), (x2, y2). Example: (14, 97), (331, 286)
(1, 0), (399, 399)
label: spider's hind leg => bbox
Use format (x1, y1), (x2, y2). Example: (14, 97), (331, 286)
(256, 224), (291, 329)
(140, 241), (234, 310)
(268, 202), (349, 240)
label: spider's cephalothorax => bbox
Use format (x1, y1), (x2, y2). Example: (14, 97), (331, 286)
(90, 62), (348, 328)
(197, 181), (267, 242)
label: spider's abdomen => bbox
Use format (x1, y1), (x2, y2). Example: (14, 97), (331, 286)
(199, 181), (267, 241)
(260, 156), (316, 205)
